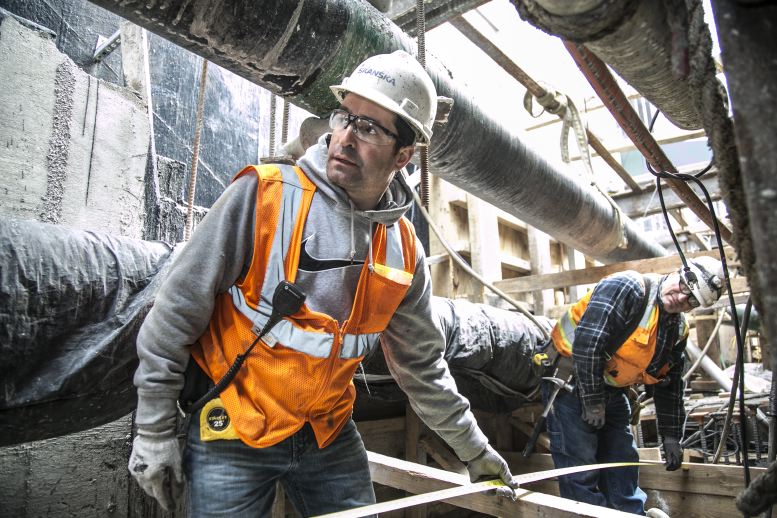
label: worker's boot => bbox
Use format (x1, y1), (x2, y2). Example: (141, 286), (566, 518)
(646, 508), (670, 518)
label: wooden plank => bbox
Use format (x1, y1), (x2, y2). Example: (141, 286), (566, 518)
(367, 451), (635, 517)
(500, 252), (531, 273)
(528, 227), (555, 315)
(612, 171), (721, 218)
(467, 194), (502, 303)
(356, 417), (405, 436)
(357, 417), (406, 460)
(271, 482), (286, 518)
(643, 490), (740, 518)
(418, 433), (468, 476)
(405, 405), (427, 518)
(498, 453), (746, 518)
(494, 249), (737, 294)
(504, 452), (763, 498)
(566, 247), (589, 302)
(586, 129), (643, 193)
(671, 209), (711, 251)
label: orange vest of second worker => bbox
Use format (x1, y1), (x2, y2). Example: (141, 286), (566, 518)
(550, 273), (689, 387)
(191, 164), (417, 449)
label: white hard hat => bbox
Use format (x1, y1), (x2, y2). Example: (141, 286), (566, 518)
(330, 50), (437, 145)
(682, 256), (725, 308)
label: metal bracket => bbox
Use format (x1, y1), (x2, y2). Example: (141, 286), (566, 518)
(93, 29), (121, 63)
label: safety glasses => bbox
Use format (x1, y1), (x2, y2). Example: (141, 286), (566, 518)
(329, 109), (398, 146)
(679, 278), (701, 308)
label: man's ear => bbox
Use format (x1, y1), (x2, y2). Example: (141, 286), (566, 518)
(393, 145), (415, 171)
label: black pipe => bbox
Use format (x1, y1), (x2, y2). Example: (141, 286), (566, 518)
(85, 0), (666, 263)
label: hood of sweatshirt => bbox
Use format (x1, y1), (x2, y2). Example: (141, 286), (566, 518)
(297, 134), (415, 227)
(293, 134), (418, 322)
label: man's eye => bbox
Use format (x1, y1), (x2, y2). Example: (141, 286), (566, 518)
(361, 122), (379, 135)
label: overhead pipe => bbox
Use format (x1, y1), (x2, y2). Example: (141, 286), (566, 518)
(449, 15), (644, 194)
(86, 0), (666, 263)
(511, 0), (704, 130)
(389, 0), (489, 36)
(511, 0), (745, 258)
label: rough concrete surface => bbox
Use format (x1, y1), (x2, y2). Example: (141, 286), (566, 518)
(0, 15), (149, 238)
(0, 416), (133, 517)
(0, 15), (160, 518)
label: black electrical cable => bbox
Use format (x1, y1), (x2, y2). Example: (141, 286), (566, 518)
(647, 110), (714, 179)
(644, 109), (751, 485)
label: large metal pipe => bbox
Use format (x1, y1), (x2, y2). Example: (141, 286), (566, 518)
(512, 0), (705, 130)
(86, 0), (666, 263)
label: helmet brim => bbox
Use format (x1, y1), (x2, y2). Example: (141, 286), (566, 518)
(330, 84), (431, 145)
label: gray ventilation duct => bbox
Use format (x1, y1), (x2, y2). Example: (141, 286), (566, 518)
(86, 0), (666, 263)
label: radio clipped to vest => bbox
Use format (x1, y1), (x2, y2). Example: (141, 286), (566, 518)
(180, 280), (306, 415)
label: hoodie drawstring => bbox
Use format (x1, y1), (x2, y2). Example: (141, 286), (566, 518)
(367, 223), (374, 273)
(348, 199), (356, 263)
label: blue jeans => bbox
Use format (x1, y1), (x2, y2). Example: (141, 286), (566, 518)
(543, 381), (647, 515)
(183, 417), (375, 517)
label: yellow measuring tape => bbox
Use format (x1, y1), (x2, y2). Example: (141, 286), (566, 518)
(314, 462), (643, 518)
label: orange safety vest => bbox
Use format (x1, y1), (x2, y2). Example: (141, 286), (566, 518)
(191, 164), (417, 448)
(550, 274), (689, 387)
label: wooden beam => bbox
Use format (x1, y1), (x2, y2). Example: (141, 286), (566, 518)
(528, 226), (555, 315)
(612, 171), (721, 218)
(510, 417), (550, 452)
(418, 433), (468, 476)
(503, 453), (763, 518)
(367, 451), (635, 517)
(356, 417), (405, 436)
(500, 252), (531, 274)
(585, 130), (643, 193)
(566, 247), (588, 302)
(494, 249), (736, 294)
(504, 453), (761, 498)
(567, 131), (708, 161)
(405, 405), (428, 518)
(671, 209), (711, 251)
(468, 194), (502, 303)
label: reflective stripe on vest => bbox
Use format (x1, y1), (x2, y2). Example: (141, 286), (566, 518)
(228, 284), (381, 358)
(223, 162), (400, 359)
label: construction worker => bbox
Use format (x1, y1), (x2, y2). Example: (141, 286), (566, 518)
(541, 257), (725, 515)
(127, 50), (517, 516)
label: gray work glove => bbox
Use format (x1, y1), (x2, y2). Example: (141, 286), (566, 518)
(128, 431), (184, 510)
(466, 444), (519, 498)
(662, 436), (683, 471)
(581, 401), (606, 429)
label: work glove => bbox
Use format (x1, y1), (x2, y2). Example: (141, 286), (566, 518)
(128, 431), (184, 510)
(662, 436), (683, 471)
(581, 401), (606, 429)
(466, 444), (519, 498)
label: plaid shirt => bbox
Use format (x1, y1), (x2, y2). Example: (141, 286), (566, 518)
(573, 271), (687, 439)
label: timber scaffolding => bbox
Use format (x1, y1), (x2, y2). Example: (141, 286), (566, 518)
(1, 0), (776, 517)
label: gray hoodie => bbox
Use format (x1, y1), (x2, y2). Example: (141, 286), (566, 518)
(134, 135), (488, 461)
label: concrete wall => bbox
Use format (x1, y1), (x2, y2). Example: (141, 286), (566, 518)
(0, 14), (149, 237)
(0, 15), (163, 518)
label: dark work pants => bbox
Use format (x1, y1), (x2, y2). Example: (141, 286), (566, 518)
(542, 381), (647, 515)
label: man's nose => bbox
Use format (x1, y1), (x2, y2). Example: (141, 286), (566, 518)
(337, 123), (359, 147)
